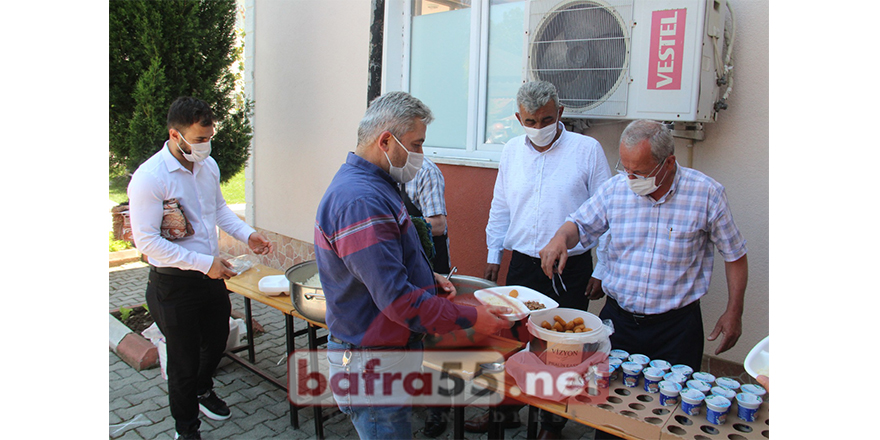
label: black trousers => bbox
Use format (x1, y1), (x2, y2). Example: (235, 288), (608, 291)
(599, 296), (705, 371)
(507, 250), (594, 433)
(145, 267), (231, 435)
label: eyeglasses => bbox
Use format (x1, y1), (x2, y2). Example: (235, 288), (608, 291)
(615, 158), (665, 180)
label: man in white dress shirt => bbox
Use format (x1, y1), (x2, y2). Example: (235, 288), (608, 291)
(467, 81), (611, 438)
(128, 96), (274, 439)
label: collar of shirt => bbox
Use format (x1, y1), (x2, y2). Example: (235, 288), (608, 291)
(347, 151), (398, 188)
(160, 141), (203, 175)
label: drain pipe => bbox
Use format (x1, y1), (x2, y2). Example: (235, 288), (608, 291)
(367, 0), (385, 104)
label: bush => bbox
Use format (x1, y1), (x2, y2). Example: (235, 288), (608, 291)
(109, 0), (252, 183)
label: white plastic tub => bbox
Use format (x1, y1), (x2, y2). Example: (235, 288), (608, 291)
(526, 308), (611, 368)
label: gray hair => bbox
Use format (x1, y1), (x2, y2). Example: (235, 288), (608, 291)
(516, 81), (560, 114)
(357, 91), (434, 146)
(620, 119), (675, 163)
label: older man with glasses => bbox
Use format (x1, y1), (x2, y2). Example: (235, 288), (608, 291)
(540, 119), (749, 397)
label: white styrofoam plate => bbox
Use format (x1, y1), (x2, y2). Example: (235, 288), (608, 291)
(744, 336), (769, 379)
(258, 275), (289, 296)
(474, 285), (558, 321)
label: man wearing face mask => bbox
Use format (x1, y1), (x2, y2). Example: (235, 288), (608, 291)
(472, 81), (611, 438)
(315, 91), (511, 440)
(539, 120), (749, 428)
(127, 96), (275, 440)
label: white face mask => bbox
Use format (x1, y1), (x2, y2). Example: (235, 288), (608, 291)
(176, 130), (212, 163)
(619, 159), (668, 196)
(383, 134), (423, 184)
(626, 175), (661, 196)
(522, 120), (559, 147)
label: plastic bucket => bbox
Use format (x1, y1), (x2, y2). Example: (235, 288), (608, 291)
(527, 308), (610, 368)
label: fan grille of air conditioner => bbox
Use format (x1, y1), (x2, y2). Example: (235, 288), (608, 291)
(527, 0), (632, 114)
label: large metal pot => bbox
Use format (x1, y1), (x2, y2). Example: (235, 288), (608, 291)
(285, 264), (498, 325)
(286, 260), (326, 323)
(446, 274), (497, 295)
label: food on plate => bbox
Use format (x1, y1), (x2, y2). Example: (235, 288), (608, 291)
(523, 300), (545, 311)
(509, 289), (519, 298)
(541, 317), (593, 333)
(480, 293), (523, 310)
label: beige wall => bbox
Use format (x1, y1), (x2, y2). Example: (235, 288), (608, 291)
(248, 0), (372, 243)
(248, 0), (769, 365)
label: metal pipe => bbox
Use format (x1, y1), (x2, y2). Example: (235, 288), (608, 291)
(367, 0), (386, 104)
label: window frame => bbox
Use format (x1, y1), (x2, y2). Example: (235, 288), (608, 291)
(383, 0), (526, 166)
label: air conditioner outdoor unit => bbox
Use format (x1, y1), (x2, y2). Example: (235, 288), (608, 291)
(524, 0), (732, 122)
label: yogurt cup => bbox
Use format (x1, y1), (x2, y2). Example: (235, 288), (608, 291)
(705, 395), (732, 425)
(663, 372), (688, 386)
(735, 392), (763, 422)
(621, 362), (643, 388)
(609, 349), (630, 361)
(649, 359), (671, 372)
(670, 364), (694, 379)
(710, 386), (736, 401)
(692, 371), (716, 385)
(608, 359), (621, 381)
(643, 367), (665, 393)
(686, 379), (711, 394)
(659, 380), (682, 406)
(715, 377), (741, 391)
(628, 354), (650, 367)
(741, 383), (767, 397)
(680, 388), (706, 415)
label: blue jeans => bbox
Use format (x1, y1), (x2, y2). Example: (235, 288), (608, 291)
(327, 339), (424, 440)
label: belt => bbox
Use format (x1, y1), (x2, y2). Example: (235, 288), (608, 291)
(150, 265), (209, 279)
(329, 333), (425, 349)
(607, 296), (700, 325)
(513, 250), (591, 265)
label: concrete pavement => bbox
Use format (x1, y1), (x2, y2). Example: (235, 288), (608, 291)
(109, 261), (597, 439)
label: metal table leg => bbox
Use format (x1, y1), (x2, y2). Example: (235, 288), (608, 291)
(244, 297), (255, 363)
(285, 314), (300, 429)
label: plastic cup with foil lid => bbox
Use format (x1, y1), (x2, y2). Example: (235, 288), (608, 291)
(741, 383), (767, 397)
(692, 371), (716, 385)
(608, 358), (622, 381)
(609, 349), (629, 361)
(649, 359), (671, 372)
(686, 379), (711, 394)
(735, 392), (763, 422)
(715, 377), (741, 391)
(670, 364), (694, 379)
(628, 354), (650, 367)
(663, 371), (688, 386)
(621, 361), (643, 388)
(705, 395), (732, 425)
(710, 386), (736, 401)
(658, 380), (682, 406)
(680, 388), (705, 415)
(643, 367), (665, 393)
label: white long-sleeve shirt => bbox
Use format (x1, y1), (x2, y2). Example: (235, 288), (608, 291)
(486, 123), (611, 264)
(127, 142), (255, 274)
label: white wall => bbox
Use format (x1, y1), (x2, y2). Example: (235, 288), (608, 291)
(577, 0), (769, 364)
(248, 0), (769, 365)
(249, 0), (372, 242)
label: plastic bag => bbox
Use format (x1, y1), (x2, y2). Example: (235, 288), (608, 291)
(228, 254), (257, 275)
(142, 318), (245, 381)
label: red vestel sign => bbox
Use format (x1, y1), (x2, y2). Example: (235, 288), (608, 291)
(647, 8), (687, 90)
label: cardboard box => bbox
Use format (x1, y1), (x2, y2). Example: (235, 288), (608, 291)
(659, 395), (769, 439)
(566, 373), (770, 439)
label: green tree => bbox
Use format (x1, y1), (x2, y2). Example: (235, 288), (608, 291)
(109, 0), (251, 182)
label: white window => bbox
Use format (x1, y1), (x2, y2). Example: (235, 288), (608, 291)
(384, 0), (526, 165)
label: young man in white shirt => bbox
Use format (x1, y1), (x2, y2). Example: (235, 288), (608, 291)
(469, 81), (611, 438)
(128, 96), (274, 439)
